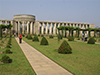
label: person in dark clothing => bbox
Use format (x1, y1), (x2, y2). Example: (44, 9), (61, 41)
(19, 34), (22, 43)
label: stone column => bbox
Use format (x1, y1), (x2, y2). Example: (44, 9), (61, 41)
(18, 21), (20, 35)
(22, 21), (25, 34)
(27, 21), (29, 34)
(49, 23), (52, 34)
(16, 22), (18, 34)
(46, 22), (48, 34)
(41, 22), (44, 34)
(53, 23), (56, 35)
(5, 21), (8, 34)
(30, 21), (33, 34)
(11, 21), (13, 30)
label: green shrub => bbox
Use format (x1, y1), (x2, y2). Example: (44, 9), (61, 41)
(27, 35), (32, 39)
(1, 41), (4, 43)
(68, 36), (74, 41)
(57, 34), (63, 39)
(49, 35), (54, 38)
(41, 35), (44, 37)
(22, 34), (25, 37)
(25, 35), (28, 38)
(40, 37), (48, 45)
(6, 44), (11, 48)
(77, 37), (80, 40)
(58, 40), (72, 54)
(1, 55), (12, 63)
(32, 36), (39, 41)
(38, 34), (40, 36)
(87, 37), (95, 44)
(5, 49), (12, 54)
(8, 39), (11, 45)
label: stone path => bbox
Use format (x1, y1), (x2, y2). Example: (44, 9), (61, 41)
(15, 37), (73, 75)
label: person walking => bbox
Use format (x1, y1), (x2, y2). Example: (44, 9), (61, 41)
(19, 34), (22, 43)
(82, 32), (84, 41)
(14, 32), (16, 37)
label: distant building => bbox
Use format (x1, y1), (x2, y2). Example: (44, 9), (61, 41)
(0, 14), (95, 35)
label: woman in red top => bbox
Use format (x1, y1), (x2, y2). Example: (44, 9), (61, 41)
(19, 34), (22, 43)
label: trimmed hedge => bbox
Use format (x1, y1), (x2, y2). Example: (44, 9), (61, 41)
(87, 37), (95, 44)
(41, 35), (44, 37)
(38, 34), (40, 36)
(26, 35), (28, 38)
(40, 37), (48, 45)
(68, 36), (74, 41)
(27, 35), (32, 39)
(58, 40), (72, 54)
(5, 49), (12, 54)
(1, 55), (12, 63)
(6, 44), (11, 48)
(49, 35), (53, 38)
(32, 36), (39, 42)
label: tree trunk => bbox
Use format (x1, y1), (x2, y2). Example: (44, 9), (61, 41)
(69, 30), (70, 37)
(78, 30), (79, 37)
(0, 26), (2, 40)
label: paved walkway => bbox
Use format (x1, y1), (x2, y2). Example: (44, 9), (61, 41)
(15, 37), (73, 75)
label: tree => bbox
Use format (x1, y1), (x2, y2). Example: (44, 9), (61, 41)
(87, 28), (92, 37)
(0, 24), (7, 40)
(7, 24), (13, 37)
(76, 27), (80, 37)
(68, 27), (74, 37)
(93, 28), (98, 37)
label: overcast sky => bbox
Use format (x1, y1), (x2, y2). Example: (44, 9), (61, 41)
(0, 0), (100, 27)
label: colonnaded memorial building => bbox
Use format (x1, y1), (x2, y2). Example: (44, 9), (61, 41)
(0, 14), (95, 36)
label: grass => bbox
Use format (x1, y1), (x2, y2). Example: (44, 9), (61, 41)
(23, 36), (100, 75)
(0, 37), (36, 75)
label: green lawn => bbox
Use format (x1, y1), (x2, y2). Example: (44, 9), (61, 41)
(23, 36), (100, 75)
(0, 37), (36, 75)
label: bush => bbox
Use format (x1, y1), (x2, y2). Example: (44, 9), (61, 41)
(1, 55), (12, 63)
(32, 36), (39, 42)
(8, 39), (11, 45)
(40, 37), (48, 45)
(6, 44), (11, 48)
(27, 35), (32, 39)
(5, 49), (12, 54)
(49, 35), (53, 38)
(77, 37), (80, 40)
(38, 34), (40, 36)
(68, 36), (74, 41)
(25, 35), (28, 38)
(87, 37), (95, 44)
(58, 40), (72, 54)
(57, 34), (63, 39)
(41, 35), (44, 37)
(22, 34), (25, 37)
(1, 41), (4, 43)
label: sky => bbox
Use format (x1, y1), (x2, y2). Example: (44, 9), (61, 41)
(0, 0), (100, 27)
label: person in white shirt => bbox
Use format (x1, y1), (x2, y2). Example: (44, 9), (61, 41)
(85, 33), (87, 41)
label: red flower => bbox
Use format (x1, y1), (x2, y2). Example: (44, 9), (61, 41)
(62, 46), (63, 47)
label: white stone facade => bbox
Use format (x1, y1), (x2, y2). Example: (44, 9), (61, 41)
(0, 14), (95, 35)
